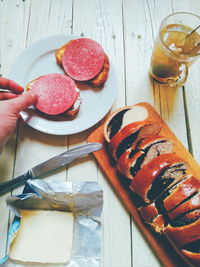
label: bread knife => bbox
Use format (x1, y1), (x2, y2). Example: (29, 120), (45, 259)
(0, 142), (102, 195)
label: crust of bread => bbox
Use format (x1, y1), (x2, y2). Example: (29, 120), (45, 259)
(181, 249), (200, 266)
(168, 193), (200, 220)
(163, 219), (200, 248)
(149, 214), (166, 233)
(55, 41), (73, 65)
(164, 175), (200, 212)
(130, 153), (187, 203)
(87, 54), (109, 87)
(117, 136), (173, 179)
(139, 203), (159, 222)
(117, 149), (143, 179)
(109, 121), (161, 160)
(26, 76), (43, 92)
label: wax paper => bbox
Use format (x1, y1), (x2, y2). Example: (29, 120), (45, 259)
(0, 180), (103, 267)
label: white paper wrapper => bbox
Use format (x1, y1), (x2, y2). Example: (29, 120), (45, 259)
(0, 180), (103, 267)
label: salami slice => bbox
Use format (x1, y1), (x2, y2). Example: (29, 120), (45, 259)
(31, 73), (78, 115)
(62, 38), (105, 81)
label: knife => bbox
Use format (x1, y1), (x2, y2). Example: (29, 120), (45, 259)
(0, 142), (102, 195)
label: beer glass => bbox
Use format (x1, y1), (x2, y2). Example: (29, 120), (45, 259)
(149, 12), (200, 88)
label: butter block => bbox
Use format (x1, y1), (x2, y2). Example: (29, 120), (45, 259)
(10, 209), (74, 264)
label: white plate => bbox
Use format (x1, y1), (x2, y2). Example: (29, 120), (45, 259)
(9, 35), (117, 135)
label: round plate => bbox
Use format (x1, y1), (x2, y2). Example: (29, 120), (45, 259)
(9, 35), (117, 135)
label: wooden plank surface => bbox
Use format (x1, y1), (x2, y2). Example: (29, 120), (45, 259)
(0, 0), (200, 266)
(0, 0), (31, 256)
(67, 2), (132, 266)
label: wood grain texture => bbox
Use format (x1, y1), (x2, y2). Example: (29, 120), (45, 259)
(69, 1), (133, 266)
(171, 0), (200, 164)
(122, 1), (190, 265)
(87, 101), (200, 267)
(11, 0), (72, 193)
(0, 0), (72, 258)
(0, 0), (31, 257)
(1, 0), (200, 266)
(145, 0), (188, 148)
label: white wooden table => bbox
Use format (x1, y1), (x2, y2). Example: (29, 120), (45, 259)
(1, 1), (200, 266)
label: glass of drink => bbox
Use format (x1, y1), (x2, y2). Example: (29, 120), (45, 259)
(149, 12), (200, 88)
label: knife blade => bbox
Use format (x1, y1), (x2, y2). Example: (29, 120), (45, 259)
(0, 142), (102, 195)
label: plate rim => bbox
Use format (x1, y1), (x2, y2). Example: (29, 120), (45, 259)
(9, 35), (118, 135)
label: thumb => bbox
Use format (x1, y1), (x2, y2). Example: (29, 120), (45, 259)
(7, 92), (37, 114)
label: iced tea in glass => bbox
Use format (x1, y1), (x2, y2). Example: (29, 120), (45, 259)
(149, 12), (200, 88)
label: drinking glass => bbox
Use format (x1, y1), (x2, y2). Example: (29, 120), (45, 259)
(149, 12), (200, 88)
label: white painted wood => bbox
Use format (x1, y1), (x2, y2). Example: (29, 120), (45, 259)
(123, 0), (164, 266)
(10, 0), (73, 198)
(123, 0), (192, 266)
(0, 0), (73, 256)
(1, 0), (199, 267)
(147, 0), (188, 149)
(171, 0), (200, 164)
(68, 1), (132, 267)
(0, 0), (31, 257)
(123, 0), (155, 105)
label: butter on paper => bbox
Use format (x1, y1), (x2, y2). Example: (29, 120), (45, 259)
(10, 210), (74, 264)
(0, 180), (103, 267)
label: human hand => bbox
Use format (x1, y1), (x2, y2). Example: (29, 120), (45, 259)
(0, 77), (37, 150)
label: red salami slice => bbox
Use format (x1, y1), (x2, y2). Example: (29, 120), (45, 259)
(62, 38), (105, 81)
(31, 73), (78, 115)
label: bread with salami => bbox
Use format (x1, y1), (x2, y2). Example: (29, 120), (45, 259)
(26, 73), (81, 117)
(55, 38), (109, 87)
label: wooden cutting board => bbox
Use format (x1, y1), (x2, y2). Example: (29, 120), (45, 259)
(87, 102), (200, 267)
